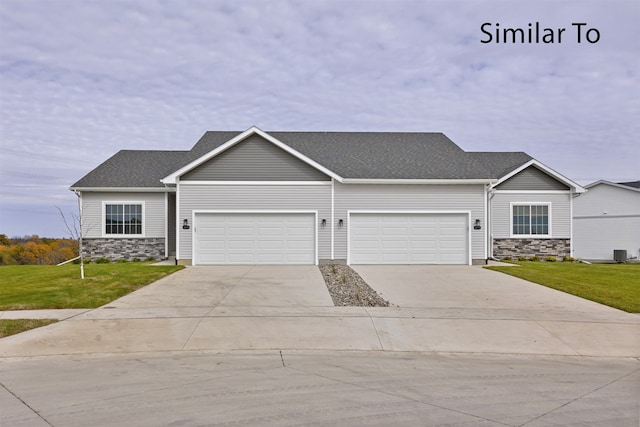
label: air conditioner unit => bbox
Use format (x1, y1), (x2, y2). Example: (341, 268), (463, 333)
(613, 250), (627, 263)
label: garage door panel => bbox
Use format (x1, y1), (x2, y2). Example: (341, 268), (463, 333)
(195, 213), (315, 265)
(350, 213), (468, 264)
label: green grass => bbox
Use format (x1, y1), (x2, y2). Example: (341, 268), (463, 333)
(486, 262), (640, 312)
(0, 319), (58, 338)
(0, 262), (183, 310)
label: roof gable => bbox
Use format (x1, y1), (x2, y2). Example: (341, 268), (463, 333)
(162, 127), (341, 184)
(586, 180), (640, 193)
(181, 133), (330, 181)
(496, 165), (570, 191)
(492, 159), (585, 193)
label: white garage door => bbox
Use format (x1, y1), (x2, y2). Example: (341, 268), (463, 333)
(349, 213), (468, 264)
(194, 213), (315, 265)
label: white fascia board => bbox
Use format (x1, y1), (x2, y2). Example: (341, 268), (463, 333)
(585, 180), (640, 193)
(179, 181), (331, 186)
(341, 178), (495, 185)
(69, 187), (174, 193)
(492, 159), (586, 193)
(161, 126), (343, 184)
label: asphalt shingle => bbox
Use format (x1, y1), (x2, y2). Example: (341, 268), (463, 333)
(71, 131), (535, 188)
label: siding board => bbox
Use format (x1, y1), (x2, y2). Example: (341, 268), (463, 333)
(334, 183), (485, 260)
(498, 166), (569, 191)
(182, 134), (330, 181)
(491, 192), (571, 238)
(81, 192), (166, 238)
(178, 184), (331, 260)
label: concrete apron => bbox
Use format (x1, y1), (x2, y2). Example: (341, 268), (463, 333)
(0, 265), (638, 358)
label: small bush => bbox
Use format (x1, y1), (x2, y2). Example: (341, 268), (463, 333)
(116, 259), (128, 263)
(95, 257), (111, 264)
(132, 258), (141, 262)
(529, 255), (540, 262)
(544, 256), (557, 262)
(563, 256), (576, 262)
(502, 256), (512, 261)
(518, 256), (527, 262)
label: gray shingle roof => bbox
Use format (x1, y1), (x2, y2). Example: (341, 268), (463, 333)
(71, 150), (187, 188)
(618, 180), (640, 189)
(71, 131), (534, 188)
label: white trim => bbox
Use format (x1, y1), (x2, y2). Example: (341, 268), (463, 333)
(191, 210), (318, 266)
(492, 190), (571, 194)
(346, 210), (472, 266)
(569, 193), (573, 257)
(483, 184), (488, 260)
(176, 179), (181, 260)
(164, 192), (168, 258)
(509, 202), (552, 238)
(101, 201), (145, 238)
(70, 187), (174, 193)
(162, 126), (342, 184)
(178, 181), (331, 186)
(341, 178), (495, 185)
(331, 178), (335, 260)
(585, 180), (640, 193)
(492, 159), (586, 193)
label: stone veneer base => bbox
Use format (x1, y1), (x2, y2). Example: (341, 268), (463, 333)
(83, 238), (165, 261)
(493, 238), (570, 259)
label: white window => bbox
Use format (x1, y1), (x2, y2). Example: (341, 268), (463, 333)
(512, 204), (550, 236)
(104, 203), (143, 236)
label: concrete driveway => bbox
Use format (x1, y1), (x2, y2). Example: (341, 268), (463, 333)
(1, 264), (639, 426)
(0, 264), (638, 358)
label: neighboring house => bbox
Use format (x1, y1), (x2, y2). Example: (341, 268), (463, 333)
(573, 180), (640, 261)
(70, 127), (585, 265)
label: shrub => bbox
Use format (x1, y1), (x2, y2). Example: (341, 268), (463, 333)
(502, 256), (512, 261)
(95, 257), (111, 264)
(132, 258), (141, 262)
(517, 255), (527, 261)
(116, 258), (128, 263)
(563, 256), (576, 262)
(529, 255), (540, 262)
(544, 256), (557, 262)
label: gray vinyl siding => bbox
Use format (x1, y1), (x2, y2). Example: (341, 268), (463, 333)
(81, 192), (166, 238)
(490, 192), (572, 238)
(182, 134), (330, 181)
(178, 184), (331, 260)
(497, 166), (569, 191)
(334, 183), (486, 260)
(572, 184), (640, 260)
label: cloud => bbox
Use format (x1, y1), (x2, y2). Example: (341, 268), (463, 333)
(0, 0), (638, 236)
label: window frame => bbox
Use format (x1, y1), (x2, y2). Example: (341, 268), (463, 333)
(102, 201), (145, 237)
(509, 202), (551, 238)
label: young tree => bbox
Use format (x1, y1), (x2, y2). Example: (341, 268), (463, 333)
(56, 193), (87, 279)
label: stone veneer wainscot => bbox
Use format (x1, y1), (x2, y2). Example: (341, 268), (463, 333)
(82, 238), (165, 261)
(493, 238), (570, 259)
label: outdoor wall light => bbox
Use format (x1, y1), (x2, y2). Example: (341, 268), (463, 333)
(338, 219), (344, 227)
(474, 219), (481, 230)
(183, 219), (190, 230)
(321, 219), (327, 227)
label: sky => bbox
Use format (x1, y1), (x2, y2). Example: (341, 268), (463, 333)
(0, 0), (638, 238)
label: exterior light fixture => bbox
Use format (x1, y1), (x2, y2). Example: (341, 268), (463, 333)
(474, 219), (481, 230)
(321, 219), (327, 227)
(183, 219), (190, 229)
(338, 219), (344, 227)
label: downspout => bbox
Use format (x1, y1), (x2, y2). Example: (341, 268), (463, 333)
(487, 185), (499, 261)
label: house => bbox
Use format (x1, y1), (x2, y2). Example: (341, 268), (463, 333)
(70, 127), (585, 265)
(573, 180), (640, 261)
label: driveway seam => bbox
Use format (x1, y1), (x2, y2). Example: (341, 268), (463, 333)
(179, 266), (255, 351)
(517, 366), (640, 426)
(1, 381), (54, 426)
(363, 308), (385, 351)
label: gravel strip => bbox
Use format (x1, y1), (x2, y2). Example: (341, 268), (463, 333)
(319, 264), (390, 307)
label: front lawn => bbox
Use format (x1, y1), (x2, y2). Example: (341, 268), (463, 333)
(0, 262), (183, 310)
(486, 262), (640, 313)
(0, 319), (58, 338)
